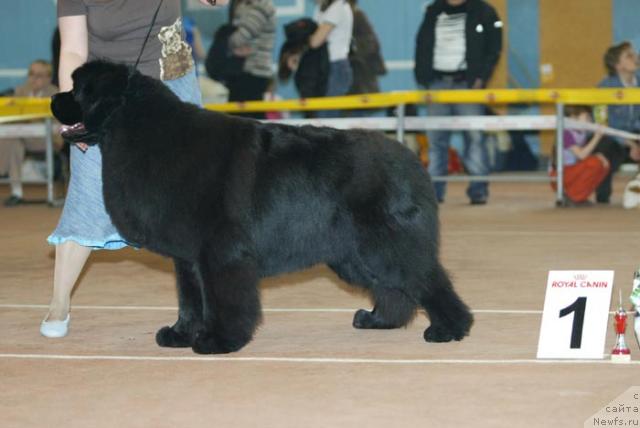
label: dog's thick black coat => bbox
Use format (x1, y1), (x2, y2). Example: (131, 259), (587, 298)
(51, 60), (473, 354)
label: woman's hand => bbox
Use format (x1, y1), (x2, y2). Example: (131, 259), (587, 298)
(594, 127), (604, 139)
(198, 0), (229, 6)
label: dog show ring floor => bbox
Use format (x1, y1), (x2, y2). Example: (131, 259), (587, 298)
(1, 180), (638, 428)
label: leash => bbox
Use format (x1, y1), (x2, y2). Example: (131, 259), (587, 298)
(133, 0), (165, 70)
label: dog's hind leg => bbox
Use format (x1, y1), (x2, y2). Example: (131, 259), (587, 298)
(191, 235), (262, 354)
(420, 263), (473, 342)
(329, 261), (417, 329)
(156, 258), (203, 348)
(353, 287), (417, 329)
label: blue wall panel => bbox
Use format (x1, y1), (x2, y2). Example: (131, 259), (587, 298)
(0, 0), (58, 91)
(507, 0), (538, 88)
(613, 0), (640, 48)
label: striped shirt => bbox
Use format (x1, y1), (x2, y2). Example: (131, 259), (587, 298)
(433, 11), (467, 72)
(229, 0), (276, 78)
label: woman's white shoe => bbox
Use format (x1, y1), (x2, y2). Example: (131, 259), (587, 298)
(40, 314), (70, 338)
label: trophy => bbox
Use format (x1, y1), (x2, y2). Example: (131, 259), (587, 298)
(631, 268), (640, 350)
(611, 290), (631, 363)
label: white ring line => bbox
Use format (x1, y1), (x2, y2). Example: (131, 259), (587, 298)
(0, 304), (542, 314)
(444, 231), (640, 236)
(0, 353), (637, 365)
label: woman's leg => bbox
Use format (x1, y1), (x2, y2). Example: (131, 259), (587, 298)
(592, 136), (626, 203)
(317, 60), (353, 118)
(42, 68), (201, 332)
(564, 156), (609, 202)
(45, 241), (92, 321)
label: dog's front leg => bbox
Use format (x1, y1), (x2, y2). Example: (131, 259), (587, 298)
(156, 258), (204, 348)
(192, 238), (262, 354)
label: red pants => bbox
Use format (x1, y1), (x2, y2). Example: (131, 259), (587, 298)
(550, 156), (609, 202)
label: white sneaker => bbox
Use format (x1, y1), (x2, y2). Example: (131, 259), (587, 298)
(40, 314), (70, 338)
(622, 176), (640, 209)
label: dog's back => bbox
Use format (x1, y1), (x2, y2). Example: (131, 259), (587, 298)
(247, 123), (439, 277)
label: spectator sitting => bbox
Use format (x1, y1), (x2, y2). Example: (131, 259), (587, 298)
(0, 60), (60, 207)
(596, 41), (640, 203)
(550, 105), (610, 206)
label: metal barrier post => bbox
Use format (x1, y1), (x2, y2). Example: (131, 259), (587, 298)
(555, 103), (565, 206)
(395, 103), (406, 144)
(44, 118), (54, 205)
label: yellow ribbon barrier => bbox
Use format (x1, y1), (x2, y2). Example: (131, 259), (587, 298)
(0, 97), (54, 118)
(3, 88), (640, 118)
(207, 88), (640, 112)
(0, 114), (51, 124)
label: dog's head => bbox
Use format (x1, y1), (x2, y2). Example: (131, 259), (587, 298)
(51, 60), (130, 144)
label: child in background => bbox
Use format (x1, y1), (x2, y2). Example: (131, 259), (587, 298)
(550, 105), (610, 205)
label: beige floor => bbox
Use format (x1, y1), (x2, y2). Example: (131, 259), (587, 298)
(1, 181), (639, 428)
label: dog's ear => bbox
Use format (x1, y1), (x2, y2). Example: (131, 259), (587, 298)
(51, 91), (83, 125)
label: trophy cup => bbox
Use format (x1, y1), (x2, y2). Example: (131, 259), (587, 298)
(631, 268), (640, 350)
(611, 290), (631, 363)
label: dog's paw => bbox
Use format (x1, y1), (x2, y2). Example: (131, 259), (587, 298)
(156, 326), (191, 348)
(352, 309), (375, 329)
(423, 325), (466, 343)
(191, 330), (229, 354)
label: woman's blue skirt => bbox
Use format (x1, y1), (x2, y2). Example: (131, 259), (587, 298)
(47, 68), (203, 250)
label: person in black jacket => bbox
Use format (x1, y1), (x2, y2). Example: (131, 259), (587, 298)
(415, 0), (502, 204)
(278, 18), (330, 116)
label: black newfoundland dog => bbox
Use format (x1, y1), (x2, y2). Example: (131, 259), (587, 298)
(51, 60), (473, 354)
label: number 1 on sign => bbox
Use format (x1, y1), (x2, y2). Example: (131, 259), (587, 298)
(559, 297), (586, 349)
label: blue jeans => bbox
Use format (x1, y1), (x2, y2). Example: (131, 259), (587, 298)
(317, 59), (353, 118)
(427, 78), (490, 202)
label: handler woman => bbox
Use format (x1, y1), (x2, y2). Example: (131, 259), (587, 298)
(41, 0), (229, 337)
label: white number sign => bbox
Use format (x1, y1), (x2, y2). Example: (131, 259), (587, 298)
(537, 270), (614, 359)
